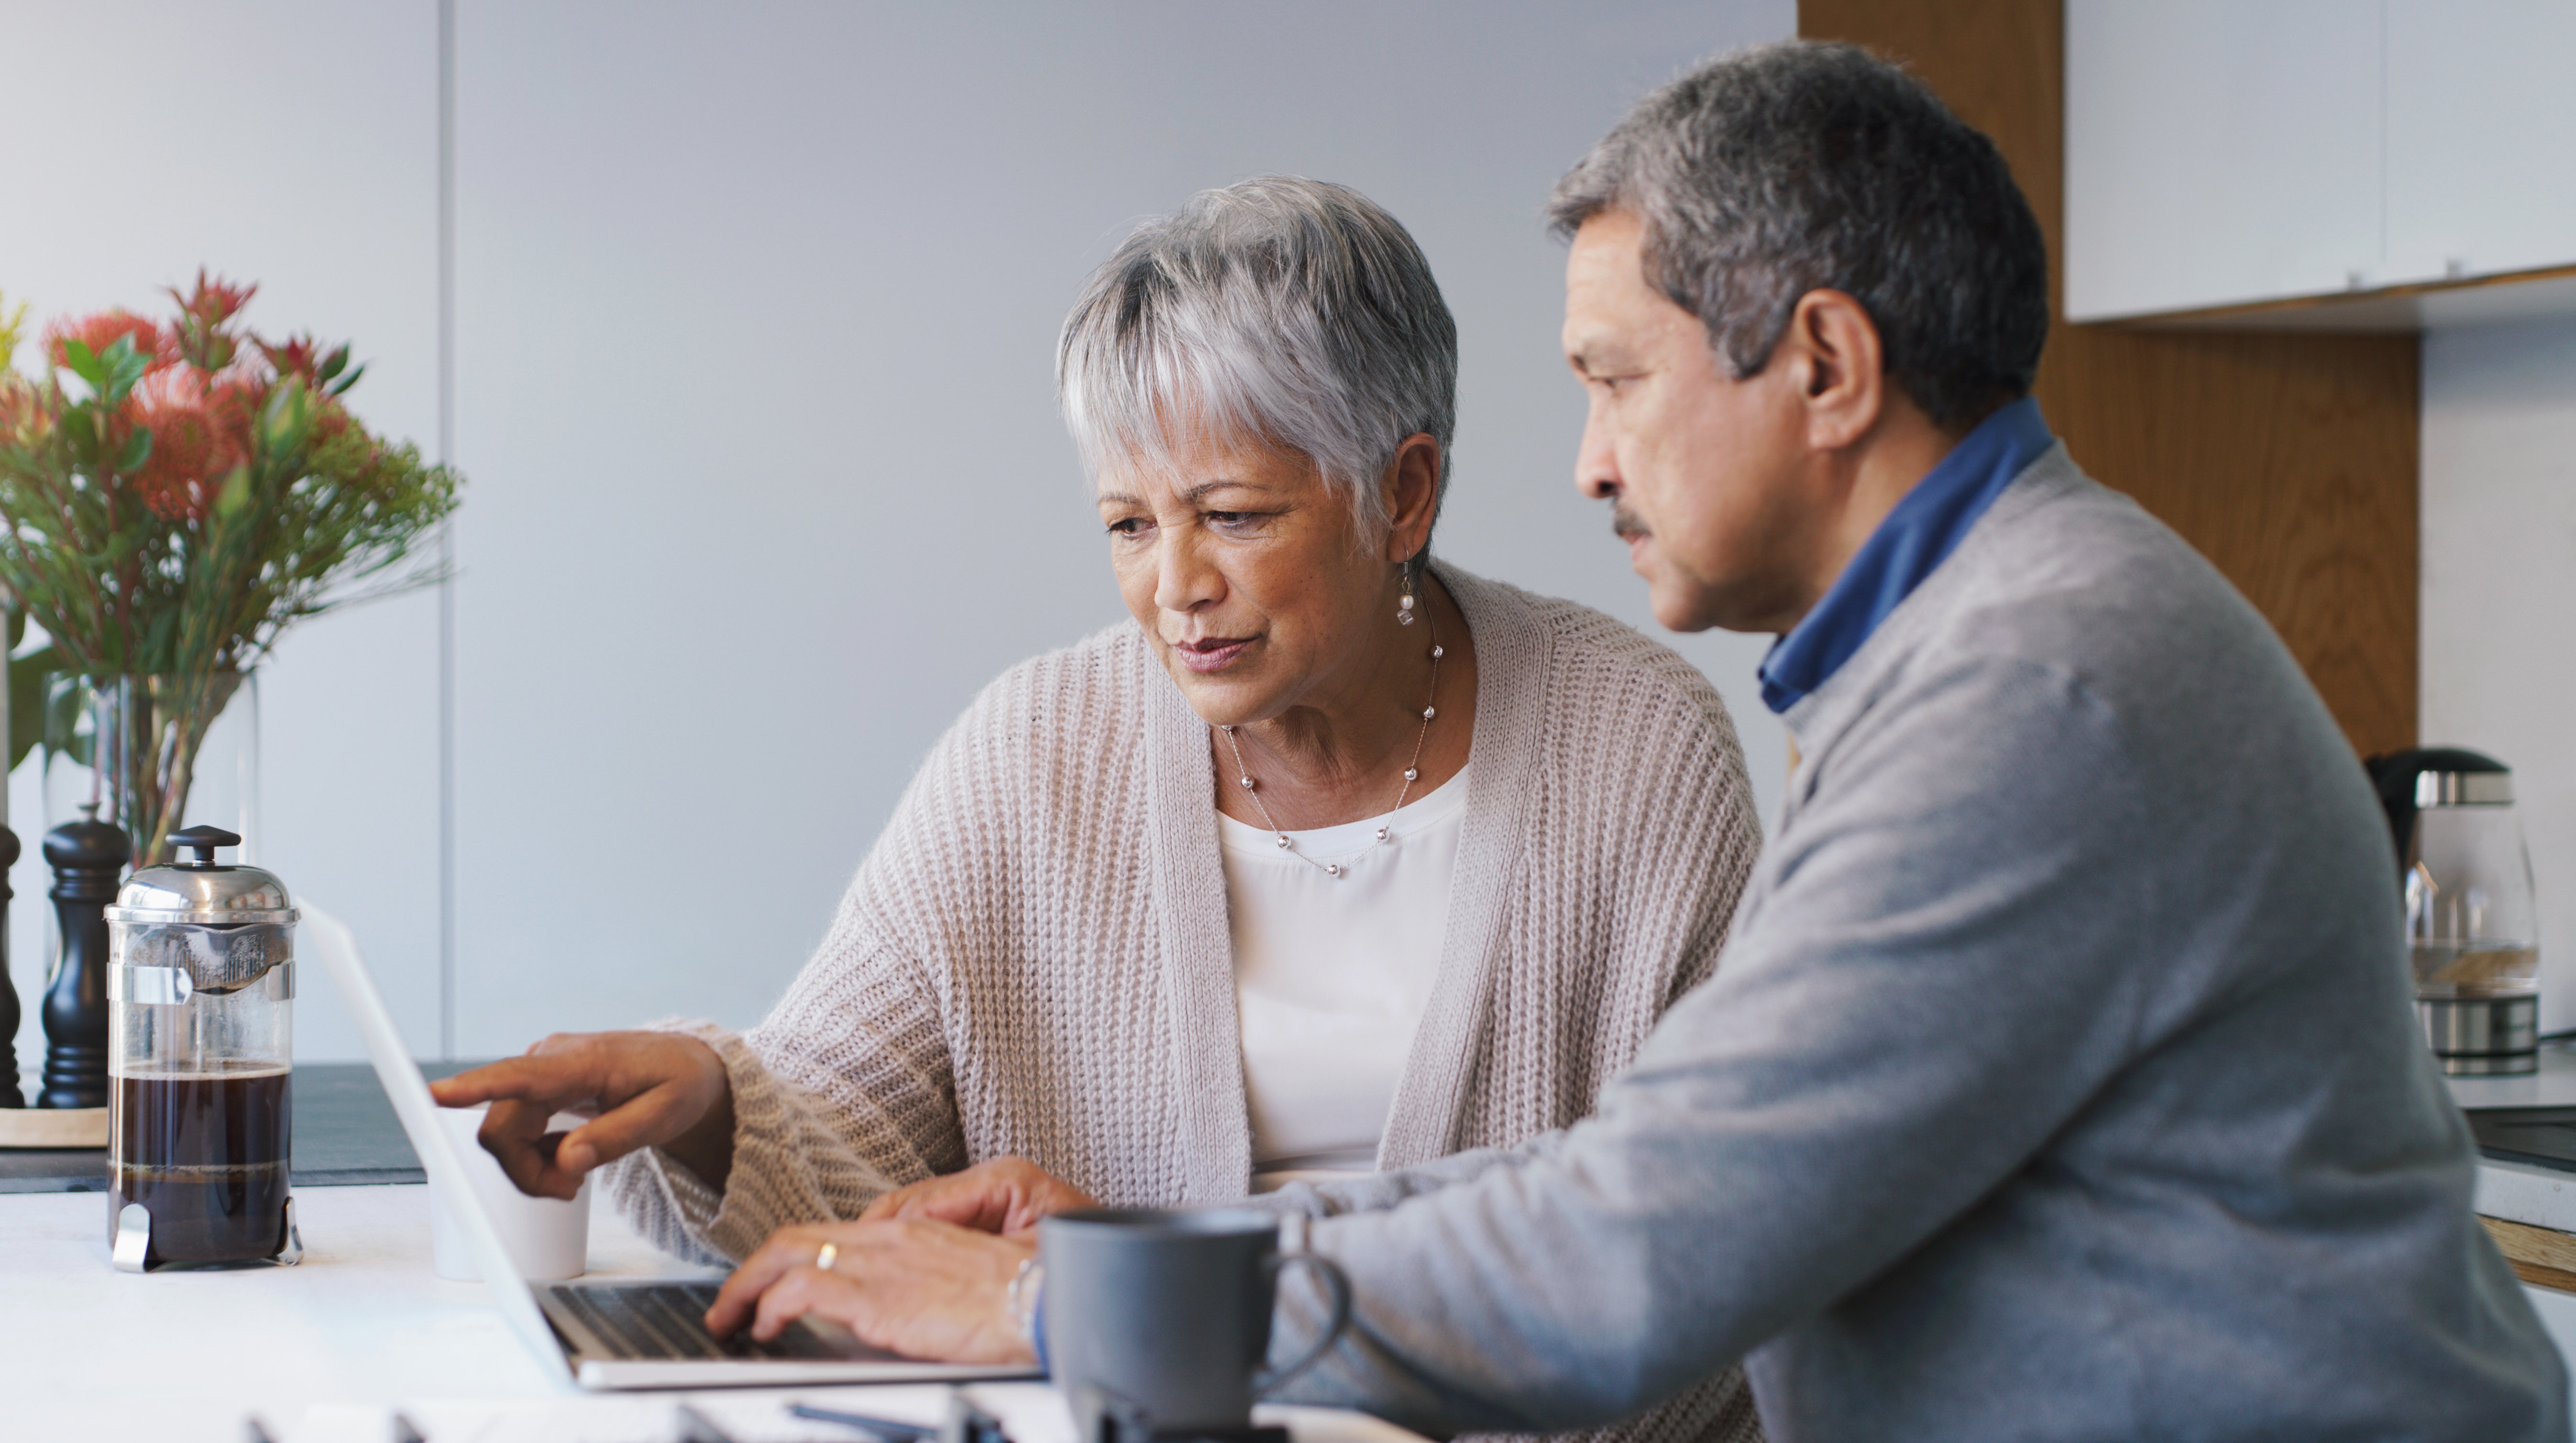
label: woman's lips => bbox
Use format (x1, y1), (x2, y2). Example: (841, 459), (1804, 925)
(1175, 637), (1254, 673)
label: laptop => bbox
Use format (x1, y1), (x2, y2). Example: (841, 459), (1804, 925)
(308, 908), (1043, 1390)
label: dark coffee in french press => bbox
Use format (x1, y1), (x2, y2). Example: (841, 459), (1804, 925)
(112, 1067), (292, 1263)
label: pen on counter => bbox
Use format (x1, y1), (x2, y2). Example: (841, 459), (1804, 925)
(786, 1401), (937, 1442)
(784, 1385), (1008, 1443)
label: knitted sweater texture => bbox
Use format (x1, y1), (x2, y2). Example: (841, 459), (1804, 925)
(604, 564), (1765, 1443)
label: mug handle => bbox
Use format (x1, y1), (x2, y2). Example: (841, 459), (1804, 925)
(1253, 1251), (1353, 1396)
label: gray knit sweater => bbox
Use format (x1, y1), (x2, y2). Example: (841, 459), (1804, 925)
(1256, 450), (2568, 1442)
(603, 564), (1767, 1443)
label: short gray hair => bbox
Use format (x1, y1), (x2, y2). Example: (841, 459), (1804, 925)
(1058, 176), (1457, 542)
(1548, 41), (2048, 428)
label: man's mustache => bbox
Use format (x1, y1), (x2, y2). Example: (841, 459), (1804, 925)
(1610, 504), (1650, 541)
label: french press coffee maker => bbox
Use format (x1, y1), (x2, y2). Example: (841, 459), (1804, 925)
(2367, 749), (2543, 1076)
(105, 825), (302, 1270)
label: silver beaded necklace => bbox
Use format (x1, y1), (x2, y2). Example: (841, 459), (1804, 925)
(1219, 584), (1443, 881)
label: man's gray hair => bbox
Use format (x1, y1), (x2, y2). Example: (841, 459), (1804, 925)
(1058, 175), (1457, 541)
(1548, 41), (2048, 428)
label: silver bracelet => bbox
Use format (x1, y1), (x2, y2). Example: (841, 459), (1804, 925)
(1006, 1256), (1045, 1344)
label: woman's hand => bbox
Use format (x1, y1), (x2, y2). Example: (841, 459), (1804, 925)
(696, 1159), (1085, 1361)
(427, 1031), (733, 1201)
(859, 1157), (1099, 1234)
(706, 1218), (1037, 1366)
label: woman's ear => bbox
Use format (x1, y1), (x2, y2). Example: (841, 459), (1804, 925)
(1381, 433), (1442, 562)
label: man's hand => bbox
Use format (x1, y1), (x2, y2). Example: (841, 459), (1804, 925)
(428, 1031), (733, 1201)
(859, 1157), (1098, 1234)
(706, 1218), (1037, 1366)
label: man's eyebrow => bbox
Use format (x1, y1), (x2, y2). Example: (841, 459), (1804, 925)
(1566, 341), (1629, 375)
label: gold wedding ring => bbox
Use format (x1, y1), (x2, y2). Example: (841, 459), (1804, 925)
(814, 1241), (839, 1273)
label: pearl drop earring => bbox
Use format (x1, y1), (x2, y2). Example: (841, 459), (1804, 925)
(1397, 563), (1417, 626)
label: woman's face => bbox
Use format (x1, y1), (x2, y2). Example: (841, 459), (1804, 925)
(1097, 435), (1404, 729)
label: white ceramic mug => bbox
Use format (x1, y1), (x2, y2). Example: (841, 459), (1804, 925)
(429, 1104), (592, 1281)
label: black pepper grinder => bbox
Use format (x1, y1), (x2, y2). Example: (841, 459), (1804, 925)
(38, 808), (126, 1110)
(0, 821), (20, 1109)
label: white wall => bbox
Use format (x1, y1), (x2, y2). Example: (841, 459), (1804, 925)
(2422, 317), (2576, 1031)
(0, 2), (445, 1074)
(4, 0), (1793, 1072)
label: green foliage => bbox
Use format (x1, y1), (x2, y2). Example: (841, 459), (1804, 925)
(5, 604), (59, 773)
(0, 289), (26, 376)
(0, 277), (462, 731)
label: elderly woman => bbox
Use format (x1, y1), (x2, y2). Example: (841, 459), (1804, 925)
(438, 177), (1761, 1443)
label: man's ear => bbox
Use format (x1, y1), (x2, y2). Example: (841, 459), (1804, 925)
(1380, 432), (1443, 562)
(1779, 289), (1887, 453)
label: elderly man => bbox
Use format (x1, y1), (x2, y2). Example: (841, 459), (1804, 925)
(704, 41), (2566, 1442)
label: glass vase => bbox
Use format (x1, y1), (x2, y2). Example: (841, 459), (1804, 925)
(41, 672), (261, 870)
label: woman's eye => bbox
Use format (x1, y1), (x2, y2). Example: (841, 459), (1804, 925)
(1106, 517), (1152, 538)
(1206, 510), (1267, 531)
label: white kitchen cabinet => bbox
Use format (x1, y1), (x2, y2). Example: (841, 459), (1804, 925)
(2068, 0), (2576, 325)
(2065, 0), (2384, 322)
(2386, 0), (2576, 286)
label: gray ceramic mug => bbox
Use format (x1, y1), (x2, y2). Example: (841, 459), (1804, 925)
(1039, 1207), (1352, 1438)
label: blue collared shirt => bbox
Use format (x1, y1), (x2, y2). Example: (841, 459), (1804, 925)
(1758, 396), (2057, 714)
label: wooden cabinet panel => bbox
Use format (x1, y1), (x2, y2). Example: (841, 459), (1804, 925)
(2486, 1214), (2576, 1293)
(2066, 0), (2386, 321)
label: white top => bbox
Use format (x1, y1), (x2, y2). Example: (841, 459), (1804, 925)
(1220, 765), (1470, 1191)
(606, 565), (1766, 1271)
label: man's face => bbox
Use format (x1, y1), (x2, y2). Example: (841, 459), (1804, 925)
(1563, 210), (1814, 634)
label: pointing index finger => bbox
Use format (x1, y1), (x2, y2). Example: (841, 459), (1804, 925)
(429, 1054), (596, 1110)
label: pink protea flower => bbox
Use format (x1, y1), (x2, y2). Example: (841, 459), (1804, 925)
(44, 309), (173, 372)
(126, 367), (256, 521)
(167, 270), (258, 372)
(169, 269), (256, 329)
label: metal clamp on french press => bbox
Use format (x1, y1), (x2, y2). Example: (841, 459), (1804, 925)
(103, 825), (303, 1273)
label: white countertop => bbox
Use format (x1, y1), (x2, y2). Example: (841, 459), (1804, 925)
(2444, 1041), (2576, 1113)
(15, 1060), (2565, 1439)
(0, 1182), (1426, 1443)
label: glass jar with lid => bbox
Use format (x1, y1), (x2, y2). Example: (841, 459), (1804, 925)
(2370, 749), (2542, 1076)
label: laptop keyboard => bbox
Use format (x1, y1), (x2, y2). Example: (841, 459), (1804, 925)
(549, 1282), (840, 1361)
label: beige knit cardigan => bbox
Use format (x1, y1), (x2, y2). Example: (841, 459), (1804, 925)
(606, 563), (1765, 1443)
